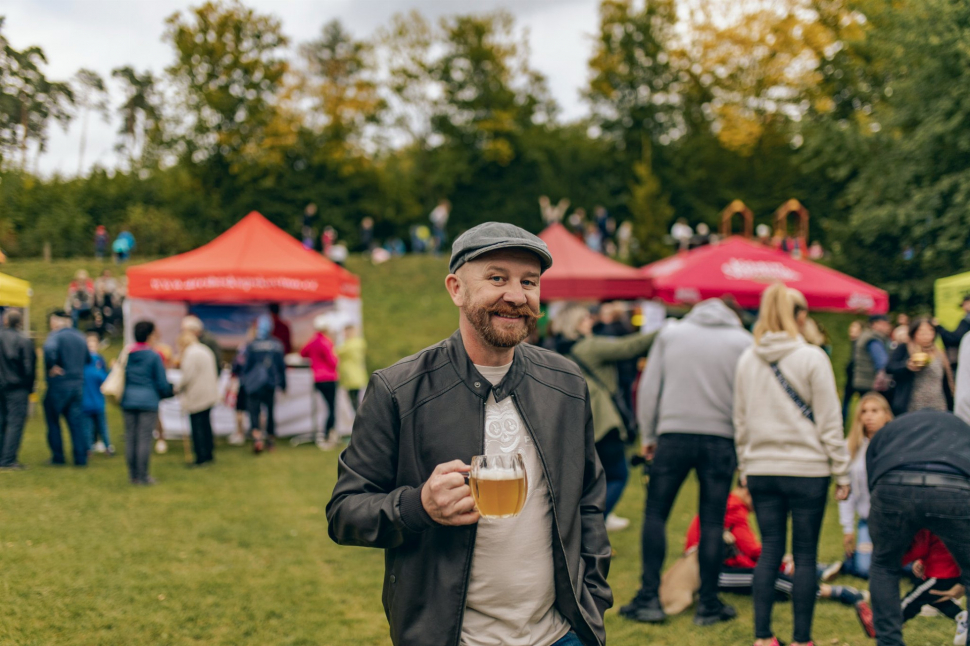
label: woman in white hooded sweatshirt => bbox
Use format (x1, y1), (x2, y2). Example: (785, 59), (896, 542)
(734, 283), (851, 646)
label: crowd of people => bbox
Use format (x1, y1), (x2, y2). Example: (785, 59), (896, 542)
(65, 268), (126, 336)
(0, 297), (368, 485)
(326, 221), (969, 646)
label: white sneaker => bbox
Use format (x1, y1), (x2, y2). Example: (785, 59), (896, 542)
(955, 610), (967, 646)
(228, 432), (245, 446)
(921, 605), (941, 617)
(92, 441), (106, 454)
(820, 561), (843, 582)
(605, 514), (630, 532)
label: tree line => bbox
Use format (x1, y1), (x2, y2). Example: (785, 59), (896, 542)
(1, 0), (968, 307)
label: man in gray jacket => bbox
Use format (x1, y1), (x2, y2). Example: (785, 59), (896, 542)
(327, 222), (611, 646)
(621, 298), (752, 626)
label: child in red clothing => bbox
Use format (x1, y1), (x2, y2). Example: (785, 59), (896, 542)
(900, 529), (965, 622)
(683, 488), (865, 607)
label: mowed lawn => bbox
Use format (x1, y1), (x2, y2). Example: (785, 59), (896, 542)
(0, 255), (956, 645)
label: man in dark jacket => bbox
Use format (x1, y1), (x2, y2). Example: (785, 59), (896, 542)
(0, 310), (36, 470)
(242, 314), (286, 452)
(866, 410), (970, 646)
(43, 310), (91, 466)
(327, 222), (612, 646)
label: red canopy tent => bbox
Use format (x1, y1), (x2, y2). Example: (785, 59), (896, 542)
(640, 236), (888, 313)
(538, 223), (654, 300)
(127, 211), (359, 302)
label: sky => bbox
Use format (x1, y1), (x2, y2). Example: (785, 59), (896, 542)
(0, 0), (601, 176)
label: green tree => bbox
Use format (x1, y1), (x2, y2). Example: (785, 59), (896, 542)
(72, 68), (108, 175)
(112, 66), (163, 168)
(163, 0), (288, 165)
(0, 19), (73, 169)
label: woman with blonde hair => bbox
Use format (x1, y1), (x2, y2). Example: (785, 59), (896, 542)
(821, 392), (894, 582)
(734, 283), (851, 646)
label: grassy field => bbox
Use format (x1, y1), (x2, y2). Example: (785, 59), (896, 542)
(0, 255), (956, 645)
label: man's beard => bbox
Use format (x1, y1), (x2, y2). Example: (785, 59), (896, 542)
(463, 301), (540, 348)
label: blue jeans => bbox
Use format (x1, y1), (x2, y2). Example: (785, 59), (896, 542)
(552, 632), (582, 646)
(595, 428), (628, 517)
(84, 409), (110, 448)
(842, 519), (872, 579)
(44, 386), (88, 465)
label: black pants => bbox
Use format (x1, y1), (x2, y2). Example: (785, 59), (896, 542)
(247, 387), (276, 437)
(901, 576), (963, 622)
(123, 409), (157, 483)
(719, 566), (796, 599)
(315, 381), (337, 439)
(0, 388), (30, 467)
(189, 409), (214, 464)
(747, 475), (830, 643)
(640, 433), (736, 610)
(868, 481), (970, 646)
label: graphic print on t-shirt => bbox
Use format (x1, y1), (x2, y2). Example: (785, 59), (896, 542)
(484, 397), (524, 454)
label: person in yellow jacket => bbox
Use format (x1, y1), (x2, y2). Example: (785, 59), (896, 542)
(336, 325), (369, 408)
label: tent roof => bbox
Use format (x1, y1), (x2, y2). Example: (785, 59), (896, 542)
(0, 272), (30, 307)
(127, 211), (360, 303)
(641, 236), (888, 313)
(538, 224), (653, 301)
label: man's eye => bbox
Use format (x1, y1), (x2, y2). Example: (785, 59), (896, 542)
(490, 276), (503, 282)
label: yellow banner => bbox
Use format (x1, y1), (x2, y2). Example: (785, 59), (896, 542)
(935, 271), (970, 329)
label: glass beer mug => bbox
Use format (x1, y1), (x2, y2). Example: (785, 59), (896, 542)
(469, 453), (528, 519)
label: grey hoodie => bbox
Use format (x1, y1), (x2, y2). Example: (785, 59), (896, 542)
(638, 299), (753, 445)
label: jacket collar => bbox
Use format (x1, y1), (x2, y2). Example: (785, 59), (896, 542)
(445, 330), (527, 403)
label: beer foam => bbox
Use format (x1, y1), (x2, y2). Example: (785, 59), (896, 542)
(474, 468), (521, 480)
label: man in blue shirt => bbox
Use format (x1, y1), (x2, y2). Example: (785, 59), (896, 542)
(43, 310), (91, 466)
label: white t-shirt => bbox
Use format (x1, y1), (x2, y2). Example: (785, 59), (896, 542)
(461, 362), (569, 646)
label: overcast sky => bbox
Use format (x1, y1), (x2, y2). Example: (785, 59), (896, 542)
(0, 0), (601, 176)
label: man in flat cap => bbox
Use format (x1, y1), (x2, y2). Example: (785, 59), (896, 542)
(328, 222), (612, 646)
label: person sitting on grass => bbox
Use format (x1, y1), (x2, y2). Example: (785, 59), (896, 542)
(670, 486), (870, 613)
(897, 530), (966, 640)
(82, 332), (113, 456)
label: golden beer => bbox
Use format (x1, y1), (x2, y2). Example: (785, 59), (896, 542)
(469, 453), (528, 519)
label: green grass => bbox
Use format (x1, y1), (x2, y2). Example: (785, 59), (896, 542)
(0, 255), (956, 645)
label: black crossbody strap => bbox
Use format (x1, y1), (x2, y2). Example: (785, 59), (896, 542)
(770, 362), (815, 424)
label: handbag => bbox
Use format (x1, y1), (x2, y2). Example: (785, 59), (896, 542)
(570, 353), (638, 440)
(101, 347), (129, 402)
(769, 361), (815, 423)
(659, 548), (700, 615)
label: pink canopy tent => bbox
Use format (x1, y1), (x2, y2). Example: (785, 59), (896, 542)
(640, 236), (888, 313)
(538, 223), (654, 301)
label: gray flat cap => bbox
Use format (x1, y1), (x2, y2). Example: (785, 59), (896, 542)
(449, 222), (553, 274)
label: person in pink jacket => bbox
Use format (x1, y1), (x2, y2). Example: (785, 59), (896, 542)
(301, 316), (339, 444)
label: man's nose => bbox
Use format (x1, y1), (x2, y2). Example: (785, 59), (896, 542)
(503, 283), (527, 305)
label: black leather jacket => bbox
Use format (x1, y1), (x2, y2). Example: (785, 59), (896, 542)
(327, 331), (612, 646)
(0, 327), (36, 392)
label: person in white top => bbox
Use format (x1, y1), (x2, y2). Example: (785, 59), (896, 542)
(821, 392), (894, 583)
(734, 283), (851, 646)
(175, 330), (219, 466)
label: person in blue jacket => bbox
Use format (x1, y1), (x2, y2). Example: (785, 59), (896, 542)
(82, 332), (113, 456)
(121, 320), (173, 485)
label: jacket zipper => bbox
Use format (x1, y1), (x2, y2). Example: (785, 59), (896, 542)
(453, 397), (486, 646)
(510, 392), (600, 646)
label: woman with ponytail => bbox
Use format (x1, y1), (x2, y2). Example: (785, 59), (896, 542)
(734, 283), (851, 646)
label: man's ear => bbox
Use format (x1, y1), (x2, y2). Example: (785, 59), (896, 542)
(445, 273), (464, 307)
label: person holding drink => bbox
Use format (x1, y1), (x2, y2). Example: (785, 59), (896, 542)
(887, 317), (954, 416)
(327, 222), (612, 646)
